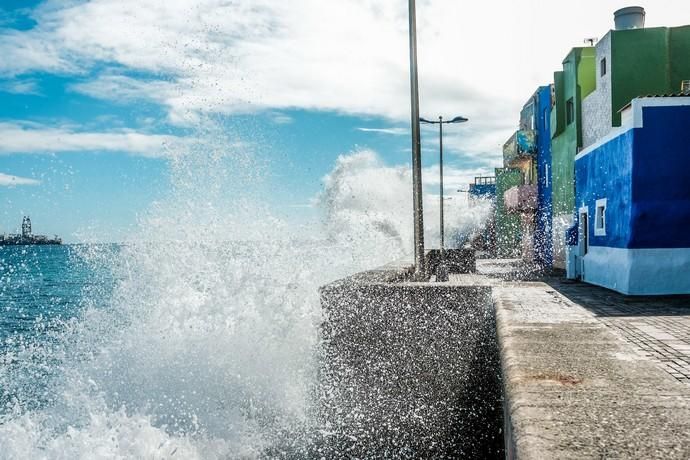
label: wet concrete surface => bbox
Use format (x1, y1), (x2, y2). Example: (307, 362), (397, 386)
(319, 258), (690, 458)
(483, 259), (690, 459)
(319, 266), (504, 459)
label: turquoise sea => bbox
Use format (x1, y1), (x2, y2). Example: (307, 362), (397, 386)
(0, 237), (399, 457)
(0, 245), (116, 415)
(0, 245), (113, 355)
(0, 230), (501, 457)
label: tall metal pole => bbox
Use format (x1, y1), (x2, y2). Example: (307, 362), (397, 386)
(439, 116), (444, 256)
(408, 0), (425, 274)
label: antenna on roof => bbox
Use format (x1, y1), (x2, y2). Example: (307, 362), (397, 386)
(584, 37), (598, 47)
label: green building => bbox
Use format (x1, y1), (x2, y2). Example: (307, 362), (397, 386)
(582, 25), (690, 147)
(494, 167), (523, 257)
(549, 47), (596, 268)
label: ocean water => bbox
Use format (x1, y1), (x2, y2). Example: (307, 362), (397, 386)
(0, 147), (492, 458)
(0, 239), (364, 458)
(0, 245), (109, 405)
(0, 245), (103, 353)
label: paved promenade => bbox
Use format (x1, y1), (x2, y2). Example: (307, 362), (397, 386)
(450, 260), (690, 459)
(546, 278), (690, 385)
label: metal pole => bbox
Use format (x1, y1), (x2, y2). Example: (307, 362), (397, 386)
(439, 116), (444, 256)
(408, 0), (425, 275)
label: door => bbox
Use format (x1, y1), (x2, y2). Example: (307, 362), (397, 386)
(578, 209), (588, 279)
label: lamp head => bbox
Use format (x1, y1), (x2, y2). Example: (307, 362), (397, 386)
(449, 116), (469, 123)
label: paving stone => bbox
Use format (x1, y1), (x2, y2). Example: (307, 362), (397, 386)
(474, 259), (690, 459)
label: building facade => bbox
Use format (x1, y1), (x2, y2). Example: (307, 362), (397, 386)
(489, 7), (690, 285)
(501, 128), (536, 261)
(494, 168), (523, 258)
(501, 87), (554, 265)
(550, 47), (596, 268)
(468, 176), (497, 254)
(573, 97), (690, 294)
(531, 86), (553, 267)
(582, 25), (690, 148)
(468, 176), (496, 201)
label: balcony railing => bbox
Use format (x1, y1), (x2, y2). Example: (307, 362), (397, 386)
(503, 129), (536, 166)
(504, 184), (537, 212)
(474, 176), (496, 186)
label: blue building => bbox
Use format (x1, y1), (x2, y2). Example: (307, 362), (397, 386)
(468, 176), (497, 255)
(572, 96), (690, 295)
(533, 86), (553, 267)
(468, 176), (496, 201)
(501, 86), (553, 265)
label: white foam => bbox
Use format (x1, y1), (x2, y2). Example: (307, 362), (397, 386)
(0, 137), (491, 457)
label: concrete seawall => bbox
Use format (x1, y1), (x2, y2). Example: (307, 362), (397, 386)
(320, 259), (690, 458)
(319, 263), (504, 458)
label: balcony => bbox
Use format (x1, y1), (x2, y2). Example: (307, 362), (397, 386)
(504, 184), (537, 212)
(468, 176), (496, 200)
(503, 129), (536, 166)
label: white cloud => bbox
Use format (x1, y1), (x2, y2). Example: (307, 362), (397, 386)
(2, 1), (690, 159)
(0, 78), (42, 95)
(70, 74), (173, 105)
(271, 113), (293, 124)
(421, 163), (490, 192)
(287, 203), (314, 208)
(0, 172), (41, 186)
(357, 127), (408, 136)
(0, 122), (185, 157)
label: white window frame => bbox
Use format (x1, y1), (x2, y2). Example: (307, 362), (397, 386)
(594, 198), (607, 236)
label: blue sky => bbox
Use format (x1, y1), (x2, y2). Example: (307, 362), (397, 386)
(2, 0), (690, 242)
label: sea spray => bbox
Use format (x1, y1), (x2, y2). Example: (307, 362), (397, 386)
(318, 149), (492, 256)
(0, 138), (492, 458)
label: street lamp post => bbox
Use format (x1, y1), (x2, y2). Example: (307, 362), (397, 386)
(420, 115), (469, 281)
(407, 0), (425, 276)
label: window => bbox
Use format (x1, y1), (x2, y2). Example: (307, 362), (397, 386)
(595, 198), (607, 236)
(566, 98), (574, 125)
(600, 58), (607, 77)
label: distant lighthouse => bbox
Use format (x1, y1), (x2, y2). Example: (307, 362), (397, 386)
(22, 216), (32, 237)
(0, 216), (61, 246)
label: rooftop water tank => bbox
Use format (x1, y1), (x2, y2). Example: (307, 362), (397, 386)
(614, 6), (646, 30)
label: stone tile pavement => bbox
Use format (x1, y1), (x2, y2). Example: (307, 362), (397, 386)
(451, 259), (690, 457)
(545, 278), (690, 385)
(465, 259), (690, 385)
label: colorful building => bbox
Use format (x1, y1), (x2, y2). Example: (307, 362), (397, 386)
(533, 86), (554, 267)
(468, 176), (496, 201)
(572, 97), (690, 294)
(494, 168), (523, 258)
(468, 176), (497, 254)
(582, 23), (690, 147)
(494, 6), (690, 283)
(549, 47), (596, 268)
(502, 86), (553, 266)
(502, 99), (538, 262)
(503, 86), (552, 265)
